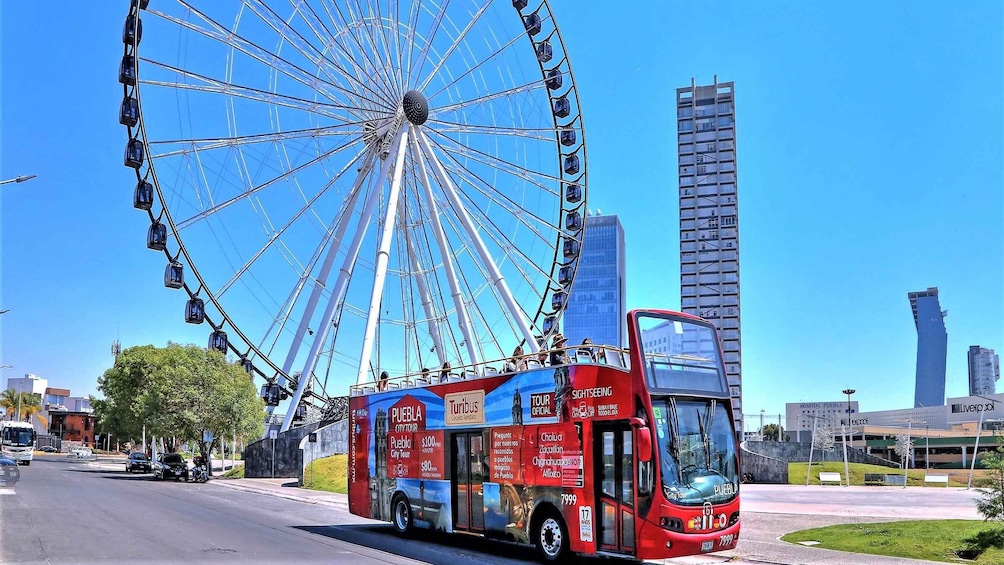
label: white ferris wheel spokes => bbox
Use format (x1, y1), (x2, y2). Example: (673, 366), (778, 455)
(118, 0), (588, 429)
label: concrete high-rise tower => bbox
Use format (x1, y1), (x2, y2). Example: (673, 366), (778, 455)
(909, 287), (948, 407)
(563, 213), (627, 348)
(676, 77), (742, 430)
(968, 346), (1000, 396)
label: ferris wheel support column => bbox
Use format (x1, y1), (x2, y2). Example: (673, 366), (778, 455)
(410, 129), (481, 367)
(416, 129), (541, 354)
(279, 152), (377, 379)
(354, 126), (411, 386)
(404, 222), (447, 369)
(281, 128), (407, 432)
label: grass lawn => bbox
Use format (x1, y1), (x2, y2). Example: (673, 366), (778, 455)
(782, 520), (1004, 563)
(221, 465), (245, 479)
(302, 454), (348, 494)
(789, 461), (968, 487)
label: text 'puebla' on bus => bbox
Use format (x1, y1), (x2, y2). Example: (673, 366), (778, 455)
(347, 309), (740, 562)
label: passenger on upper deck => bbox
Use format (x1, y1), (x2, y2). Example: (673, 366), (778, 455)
(550, 334), (569, 366)
(440, 362), (451, 383)
(579, 338), (596, 362)
(504, 345), (527, 373)
(421, 367), (431, 382)
(378, 371), (389, 391)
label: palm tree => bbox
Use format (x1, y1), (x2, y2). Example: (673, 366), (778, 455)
(0, 389), (42, 424)
(0, 388), (19, 417)
(20, 399), (44, 428)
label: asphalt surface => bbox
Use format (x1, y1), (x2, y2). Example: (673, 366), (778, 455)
(0, 455), (983, 565)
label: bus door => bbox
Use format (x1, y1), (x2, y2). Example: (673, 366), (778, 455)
(594, 425), (635, 554)
(452, 431), (485, 532)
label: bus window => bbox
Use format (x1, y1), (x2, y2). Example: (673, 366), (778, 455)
(636, 314), (728, 394)
(653, 400), (738, 505)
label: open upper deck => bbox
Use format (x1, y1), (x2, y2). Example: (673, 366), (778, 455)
(349, 343), (631, 396)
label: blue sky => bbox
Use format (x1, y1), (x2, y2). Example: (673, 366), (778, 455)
(1, 1), (1001, 428)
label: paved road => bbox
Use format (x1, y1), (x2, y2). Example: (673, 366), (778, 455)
(0, 456), (594, 565)
(1, 456), (982, 564)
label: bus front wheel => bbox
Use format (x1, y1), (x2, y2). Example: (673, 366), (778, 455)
(534, 508), (569, 562)
(392, 495), (413, 535)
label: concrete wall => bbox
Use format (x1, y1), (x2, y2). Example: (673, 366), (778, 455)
(298, 419), (349, 485)
(739, 442), (788, 484)
(244, 423), (319, 478)
(745, 441), (899, 468)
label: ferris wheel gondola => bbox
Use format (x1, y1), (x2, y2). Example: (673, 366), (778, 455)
(118, 0), (588, 429)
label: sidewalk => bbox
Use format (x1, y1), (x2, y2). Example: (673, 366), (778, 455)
(213, 476), (349, 510)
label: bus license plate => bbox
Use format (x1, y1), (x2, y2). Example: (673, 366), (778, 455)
(701, 541), (714, 552)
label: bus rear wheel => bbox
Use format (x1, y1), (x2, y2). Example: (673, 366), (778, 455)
(534, 508), (569, 562)
(392, 495), (413, 535)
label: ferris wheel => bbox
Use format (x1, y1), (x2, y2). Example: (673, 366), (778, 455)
(118, 0), (588, 429)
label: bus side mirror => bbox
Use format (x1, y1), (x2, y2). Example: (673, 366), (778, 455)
(637, 426), (652, 463)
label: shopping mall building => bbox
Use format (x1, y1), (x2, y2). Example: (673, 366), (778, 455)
(787, 393), (1004, 468)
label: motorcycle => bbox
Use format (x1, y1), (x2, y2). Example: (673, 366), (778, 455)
(189, 457), (209, 483)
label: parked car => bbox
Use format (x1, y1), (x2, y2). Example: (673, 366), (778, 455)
(125, 452), (152, 473)
(68, 447), (92, 459)
(39, 446), (58, 453)
(153, 453), (188, 481)
(0, 457), (20, 486)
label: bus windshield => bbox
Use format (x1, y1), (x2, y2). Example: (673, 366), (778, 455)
(637, 315), (727, 393)
(652, 399), (738, 505)
(2, 427), (36, 447)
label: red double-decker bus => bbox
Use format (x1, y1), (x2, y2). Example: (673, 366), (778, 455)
(348, 309), (740, 561)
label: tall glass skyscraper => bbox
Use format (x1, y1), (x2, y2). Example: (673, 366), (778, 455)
(909, 287), (948, 407)
(968, 346), (1000, 396)
(563, 213), (626, 348)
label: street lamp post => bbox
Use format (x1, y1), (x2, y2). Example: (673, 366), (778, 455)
(0, 174), (37, 186)
(842, 388), (856, 445)
(841, 389), (855, 487)
(760, 410), (765, 440)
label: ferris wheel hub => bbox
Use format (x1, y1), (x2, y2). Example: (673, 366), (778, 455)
(402, 90), (429, 126)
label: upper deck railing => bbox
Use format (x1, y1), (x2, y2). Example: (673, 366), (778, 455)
(349, 344), (631, 396)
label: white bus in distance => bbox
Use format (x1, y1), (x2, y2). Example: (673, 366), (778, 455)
(1, 421), (37, 465)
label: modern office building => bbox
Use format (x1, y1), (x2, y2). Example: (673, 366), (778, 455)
(969, 346), (1001, 396)
(5, 373), (48, 397)
(677, 77), (742, 429)
(785, 400), (861, 433)
(563, 213), (626, 348)
(909, 287), (948, 407)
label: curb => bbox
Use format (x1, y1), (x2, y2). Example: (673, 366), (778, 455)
(212, 479), (349, 511)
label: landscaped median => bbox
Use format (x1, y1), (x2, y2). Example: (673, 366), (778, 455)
(790, 461), (969, 487)
(782, 520), (1004, 563)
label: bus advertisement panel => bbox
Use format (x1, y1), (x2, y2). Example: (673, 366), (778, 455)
(348, 309), (740, 562)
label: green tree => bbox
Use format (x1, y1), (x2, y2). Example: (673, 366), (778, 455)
(762, 423), (784, 441)
(976, 447), (1004, 526)
(98, 343), (264, 473)
(96, 345), (163, 443)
